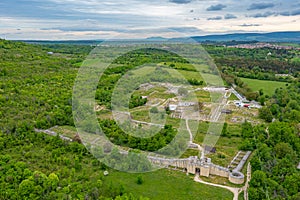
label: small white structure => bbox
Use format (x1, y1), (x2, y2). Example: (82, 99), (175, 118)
(169, 104), (177, 111)
(47, 52), (54, 55)
(103, 171), (109, 176)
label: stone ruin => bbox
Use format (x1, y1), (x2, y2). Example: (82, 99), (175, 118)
(148, 152), (251, 184)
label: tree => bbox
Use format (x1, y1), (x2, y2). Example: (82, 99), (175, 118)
(259, 107), (273, 122)
(283, 174), (300, 196)
(273, 142), (293, 159)
(19, 179), (35, 198)
(250, 170), (267, 188)
(46, 173), (59, 190)
(241, 121), (253, 138)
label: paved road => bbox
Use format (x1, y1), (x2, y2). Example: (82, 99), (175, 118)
(230, 87), (245, 101)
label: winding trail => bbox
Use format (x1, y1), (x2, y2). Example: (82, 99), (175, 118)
(194, 175), (241, 200)
(185, 119), (204, 156)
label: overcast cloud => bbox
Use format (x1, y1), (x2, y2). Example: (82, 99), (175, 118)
(0, 0), (299, 40)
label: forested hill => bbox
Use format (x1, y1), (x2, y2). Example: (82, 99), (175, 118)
(0, 39), (153, 200)
(0, 39), (86, 133)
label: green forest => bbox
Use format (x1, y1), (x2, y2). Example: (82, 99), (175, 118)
(1, 39), (300, 199)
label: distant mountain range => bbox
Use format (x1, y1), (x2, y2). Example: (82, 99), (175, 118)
(20, 31), (300, 45)
(189, 31), (300, 43)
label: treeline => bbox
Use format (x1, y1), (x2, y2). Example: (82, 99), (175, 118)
(221, 73), (260, 100)
(259, 82), (300, 123)
(100, 120), (176, 152)
(204, 45), (300, 82)
(222, 65), (294, 83)
(216, 57), (299, 74)
(238, 121), (300, 199)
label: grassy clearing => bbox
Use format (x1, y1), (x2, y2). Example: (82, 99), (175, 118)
(201, 175), (244, 188)
(195, 90), (211, 102)
(239, 191), (245, 200)
(227, 124), (242, 136)
(163, 68), (204, 82)
(201, 73), (225, 86)
(180, 149), (200, 158)
(241, 78), (288, 96)
(131, 109), (151, 122)
(131, 66), (156, 76)
(51, 125), (77, 138)
(208, 143), (239, 167)
(228, 93), (238, 100)
(194, 121), (242, 167)
(105, 169), (233, 200)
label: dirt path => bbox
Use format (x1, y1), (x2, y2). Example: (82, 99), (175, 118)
(34, 127), (73, 141)
(194, 175), (241, 200)
(243, 163), (251, 200)
(185, 119), (204, 157)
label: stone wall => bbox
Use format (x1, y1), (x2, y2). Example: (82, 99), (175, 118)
(147, 155), (245, 184)
(209, 164), (230, 178)
(229, 171), (244, 184)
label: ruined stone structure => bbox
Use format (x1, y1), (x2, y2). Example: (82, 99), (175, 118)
(148, 153), (250, 184)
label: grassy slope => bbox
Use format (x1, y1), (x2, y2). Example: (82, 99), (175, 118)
(107, 170), (233, 200)
(240, 78), (287, 96)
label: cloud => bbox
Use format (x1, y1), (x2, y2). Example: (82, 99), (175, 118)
(206, 4), (226, 11)
(248, 9), (300, 18)
(169, 0), (192, 4)
(224, 14), (237, 19)
(238, 23), (261, 27)
(169, 26), (203, 33)
(248, 11), (275, 18)
(0, 0), (299, 40)
(207, 16), (222, 20)
(41, 26), (124, 32)
(279, 9), (300, 16)
(247, 3), (275, 10)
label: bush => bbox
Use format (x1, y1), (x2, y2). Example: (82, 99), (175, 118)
(137, 175), (144, 185)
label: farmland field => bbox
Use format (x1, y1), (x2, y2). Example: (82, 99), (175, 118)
(241, 78), (288, 96)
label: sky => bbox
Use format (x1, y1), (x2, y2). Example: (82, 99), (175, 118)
(0, 0), (299, 40)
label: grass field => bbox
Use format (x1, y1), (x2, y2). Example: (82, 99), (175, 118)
(194, 121), (242, 167)
(241, 78), (288, 96)
(105, 169), (233, 200)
